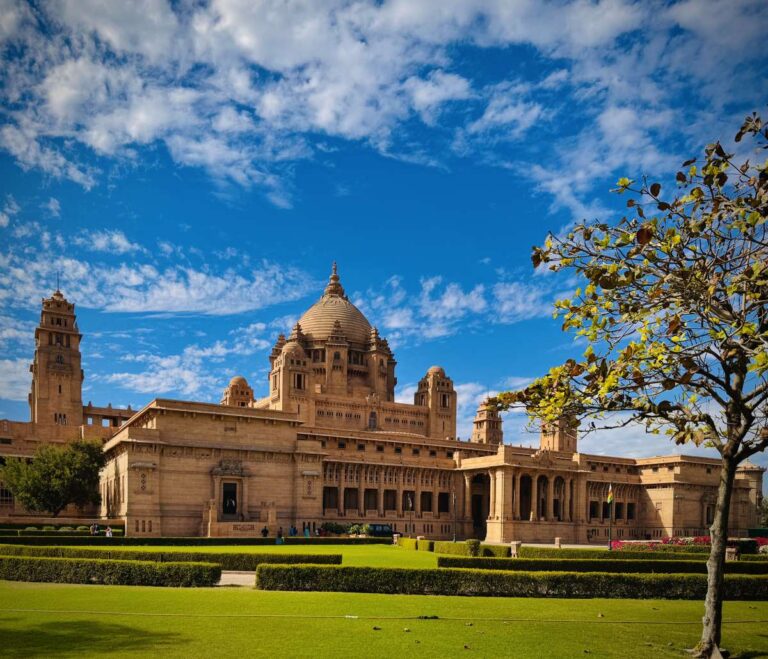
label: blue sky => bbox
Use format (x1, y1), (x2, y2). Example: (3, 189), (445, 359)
(1, 0), (767, 470)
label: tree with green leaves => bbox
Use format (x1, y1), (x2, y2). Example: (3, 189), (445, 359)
(1, 440), (105, 518)
(495, 113), (767, 657)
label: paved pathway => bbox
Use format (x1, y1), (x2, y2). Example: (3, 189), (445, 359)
(218, 571), (255, 587)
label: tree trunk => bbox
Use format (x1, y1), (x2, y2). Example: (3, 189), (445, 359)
(697, 454), (737, 657)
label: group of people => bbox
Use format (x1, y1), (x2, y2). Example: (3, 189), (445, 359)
(88, 523), (113, 537)
(260, 524), (313, 542)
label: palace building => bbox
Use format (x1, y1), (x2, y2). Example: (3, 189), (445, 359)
(0, 267), (763, 542)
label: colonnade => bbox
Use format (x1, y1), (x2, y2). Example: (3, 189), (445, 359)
(323, 462), (457, 518)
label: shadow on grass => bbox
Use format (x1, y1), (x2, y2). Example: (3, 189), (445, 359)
(0, 618), (185, 657)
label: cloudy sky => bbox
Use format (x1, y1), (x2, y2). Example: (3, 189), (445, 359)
(1, 0), (767, 470)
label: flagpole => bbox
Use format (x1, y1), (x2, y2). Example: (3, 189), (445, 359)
(608, 483), (613, 551)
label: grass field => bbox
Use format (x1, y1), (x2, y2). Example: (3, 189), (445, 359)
(1, 581), (767, 658)
(50, 543), (439, 568)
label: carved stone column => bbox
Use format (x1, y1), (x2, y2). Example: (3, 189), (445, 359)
(489, 470), (496, 520)
(358, 466), (365, 515)
(514, 472), (521, 520)
(464, 472), (472, 519)
(415, 468), (422, 515)
(547, 476), (554, 521)
(338, 463), (345, 515)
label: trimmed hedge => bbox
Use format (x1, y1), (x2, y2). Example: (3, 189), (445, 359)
(518, 547), (709, 561)
(0, 535), (388, 547)
(436, 556), (768, 575)
(417, 540), (434, 552)
(432, 541), (474, 556)
(0, 555), (220, 586)
(0, 545), (341, 571)
(255, 564), (768, 600)
(397, 538), (418, 550)
(0, 530), (125, 537)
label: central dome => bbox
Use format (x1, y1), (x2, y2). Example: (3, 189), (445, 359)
(298, 264), (372, 345)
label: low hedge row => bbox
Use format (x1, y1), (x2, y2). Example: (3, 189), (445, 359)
(518, 547), (708, 561)
(0, 545), (341, 571)
(254, 564), (768, 600)
(0, 536), (389, 547)
(0, 555), (220, 586)
(400, 538), (511, 558)
(0, 530), (123, 537)
(436, 556), (768, 575)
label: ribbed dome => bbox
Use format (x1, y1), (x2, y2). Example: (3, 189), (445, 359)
(229, 375), (248, 386)
(298, 263), (372, 345)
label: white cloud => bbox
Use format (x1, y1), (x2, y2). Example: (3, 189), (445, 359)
(0, 357), (30, 401)
(74, 230), (143, 255)
(0, 194), (20, 228)
(44, 197), (61, 217)
(0, 0), (764, 212)
(0, 228), (315, 316)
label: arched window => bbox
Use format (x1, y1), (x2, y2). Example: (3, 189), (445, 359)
(334, 351), (341, 361)
(368, 411), (377, 430)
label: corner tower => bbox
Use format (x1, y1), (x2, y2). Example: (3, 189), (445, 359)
(470, 399), (503, 445)
(29, 290), (84, 426)
(540, 417), (578, 453)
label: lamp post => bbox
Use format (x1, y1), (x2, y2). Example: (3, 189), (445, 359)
(407, 493), (414, 537)
(452, 490), (457, 542)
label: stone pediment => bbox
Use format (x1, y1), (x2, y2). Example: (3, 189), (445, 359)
(211, 459), (250, 477)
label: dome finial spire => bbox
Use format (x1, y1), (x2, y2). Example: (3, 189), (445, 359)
(324, 261), (346, 298)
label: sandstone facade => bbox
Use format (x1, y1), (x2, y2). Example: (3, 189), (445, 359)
(0, 272), (763, 542)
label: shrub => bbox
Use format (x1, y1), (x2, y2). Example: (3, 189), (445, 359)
(0, 536), (388, 547)
(480, 544), (511, 558)
(347, 524), (361, 535)
(417, 540), (434, 552)
(0, 545), (342, 570)
(42, 526), (56, 531)
(466, 539), (481, 557)
(432, 541), (473, 556)
(435, 556), (768, 575)
(58, 526), (74, 532)
(518, 547), (709, 561)
(24, 527), (37, 531)
(254, 565), (768, 600)
(397, 537), (418, 551)
(76, 526), (90, 532)
(0, 555), (220, 587)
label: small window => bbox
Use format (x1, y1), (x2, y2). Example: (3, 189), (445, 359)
(446, 451), (453, 458)
(337, 441), (346, 449)
(394, 447), (402, 455)
(429, 450), (436, 457)
(357, 443), (365, 451)
(590, 464), (596, 471)
(412, 448), (420, 456)
(376, 445), (384, 453)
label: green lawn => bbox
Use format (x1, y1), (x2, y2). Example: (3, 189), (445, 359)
(1, 581), (767, 658)
(58, 543), (439, 568)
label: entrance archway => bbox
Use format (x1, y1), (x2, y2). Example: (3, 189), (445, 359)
(536, 475), (549, 521)
(519, 474), (533, 520)
(471, 473), (490, 539)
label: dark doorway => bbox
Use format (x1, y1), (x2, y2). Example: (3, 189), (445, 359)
(222, 482), (238, 517)
(471, 473), (490, 539)
(519, 474), (532, 520)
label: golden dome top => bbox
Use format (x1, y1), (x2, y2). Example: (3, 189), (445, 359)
(298, 264), (372, 346)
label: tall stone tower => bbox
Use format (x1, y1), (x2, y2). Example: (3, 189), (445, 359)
(539, 417), (578, 453)
(415, 366), (457, 440)
(470, 399), (503, 445)
(28, 290), (84, 426)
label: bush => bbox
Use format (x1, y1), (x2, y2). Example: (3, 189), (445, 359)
(397, 537), (418, 551)
(0, 535), (387, 547)
(0, 555), (220, 587)
(417, 540), (434, 552)
(24, 527), (37, 531)
(254, 565), (768, 600)
(0, 545), (342, 571)
(42, 526), (56, 531)
(432, 541), (473, 556)
(518, 547), (709, 561)
(435, 556), (768, 575)
(466, 539), (481, 557)
(76, 526), (90, 532)
(480, 544), (511, 558)
(58, 527), (74, 532)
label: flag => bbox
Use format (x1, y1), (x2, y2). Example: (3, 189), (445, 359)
(607, 484), (614, 504)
